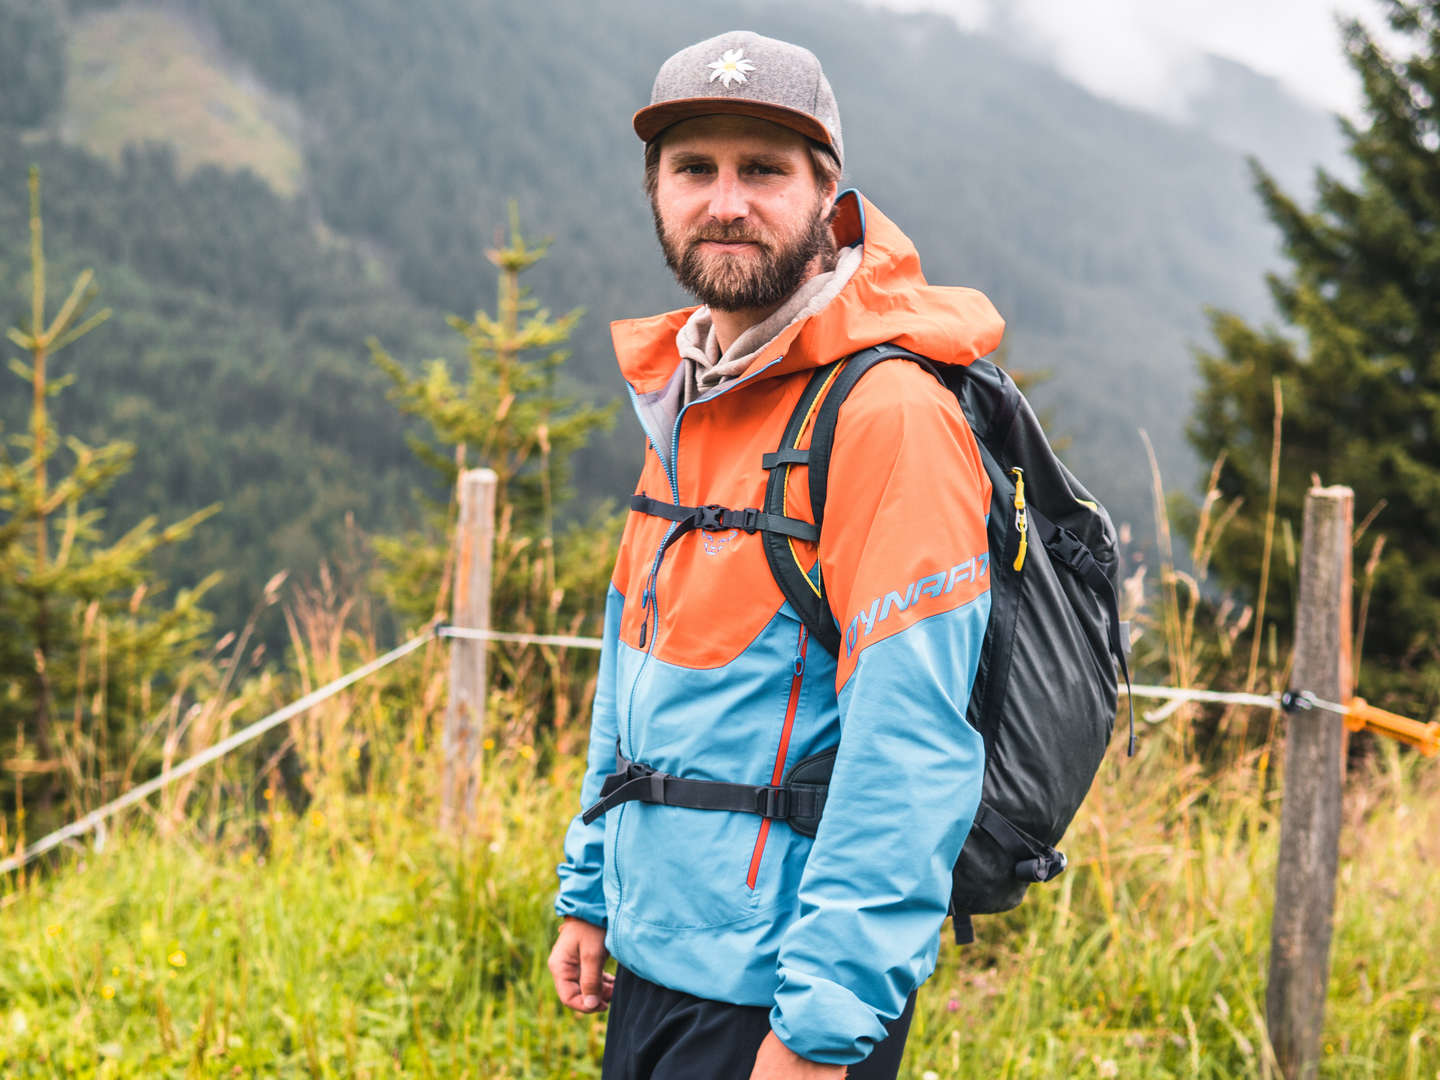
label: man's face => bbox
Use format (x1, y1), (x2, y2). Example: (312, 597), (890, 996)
(651, 115), (838, 313)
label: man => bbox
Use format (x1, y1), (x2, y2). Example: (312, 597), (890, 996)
(550, 29), (1004, 1079)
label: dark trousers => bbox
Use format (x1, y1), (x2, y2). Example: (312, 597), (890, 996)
(601, 965), (915, 1079)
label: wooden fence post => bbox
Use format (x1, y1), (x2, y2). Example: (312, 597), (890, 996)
(1266, 485), (1352, 1080)
(443, 468), (497, 829)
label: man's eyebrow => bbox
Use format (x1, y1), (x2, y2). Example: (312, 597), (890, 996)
(741, 152), (793, 169)
(667, 150), (714, 167)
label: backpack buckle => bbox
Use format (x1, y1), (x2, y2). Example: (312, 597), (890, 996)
(1015, 849), (1067, 882)
(699, 505), (726, 530)
(755, 786), (790, 819)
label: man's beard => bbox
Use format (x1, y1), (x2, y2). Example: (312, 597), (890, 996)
(652, 197), (835, 312)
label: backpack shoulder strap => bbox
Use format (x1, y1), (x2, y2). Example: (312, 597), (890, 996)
(762, 344), (941, 656)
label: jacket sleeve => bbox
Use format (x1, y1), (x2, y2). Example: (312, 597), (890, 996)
(554, 584), (625, 926)
(769, 361), (992, 1064)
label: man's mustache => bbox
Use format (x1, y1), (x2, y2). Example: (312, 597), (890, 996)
(687, 226), (769, 247)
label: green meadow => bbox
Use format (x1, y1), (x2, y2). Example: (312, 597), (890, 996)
(3, 646), (1437, 1077)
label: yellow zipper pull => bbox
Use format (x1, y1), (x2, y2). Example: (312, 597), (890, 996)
(1012, 467), (1028, 572)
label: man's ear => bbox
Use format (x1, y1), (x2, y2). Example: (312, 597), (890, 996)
(820, 180), (839, 219)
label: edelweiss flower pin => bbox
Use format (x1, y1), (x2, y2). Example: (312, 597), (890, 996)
(707, 48), (756, 88)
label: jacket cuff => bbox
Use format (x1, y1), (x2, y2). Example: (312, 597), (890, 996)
(768, 966), (889, 1066)
(554, 858), (608, 927)
(553, 893), (607, 927)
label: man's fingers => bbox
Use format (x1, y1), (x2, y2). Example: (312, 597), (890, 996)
(548, 937), (590, 1012)
(549, 922), (611, 1014)
(579, 937), (608, 1009)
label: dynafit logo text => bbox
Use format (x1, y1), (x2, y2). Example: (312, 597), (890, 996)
(844, 554), (989, 658)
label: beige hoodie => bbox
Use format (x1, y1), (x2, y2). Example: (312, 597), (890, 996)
(676, 243), (863, 407)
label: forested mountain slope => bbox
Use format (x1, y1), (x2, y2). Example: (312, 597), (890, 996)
(0, 0), (1342, 635)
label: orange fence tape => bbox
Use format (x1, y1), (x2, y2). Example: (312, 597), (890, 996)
(1343, 697), (1440, 757)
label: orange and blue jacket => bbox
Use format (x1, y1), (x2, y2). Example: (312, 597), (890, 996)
(556, 191), (1004, 1065)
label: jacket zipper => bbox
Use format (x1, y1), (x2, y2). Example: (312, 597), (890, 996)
(616, 356), (790, 910)
(747, 622), (809, 889)
(619, 355), (789, 744)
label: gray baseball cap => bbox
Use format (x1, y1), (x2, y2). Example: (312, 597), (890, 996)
(634, 30), (844, 168)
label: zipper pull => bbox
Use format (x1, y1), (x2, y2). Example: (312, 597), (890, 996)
(1011, 467), (1028, 572)
(638, 619), (648, 648)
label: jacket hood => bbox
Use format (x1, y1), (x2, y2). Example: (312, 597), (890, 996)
(610, 190), (1006, 394)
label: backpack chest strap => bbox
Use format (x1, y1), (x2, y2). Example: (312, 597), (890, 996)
(629, 494), (819, 546)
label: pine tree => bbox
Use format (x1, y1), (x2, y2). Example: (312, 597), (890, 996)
(1, 168), (219, 830)
(370, 207), (618, 731)
(1187, 2), (1440, 713)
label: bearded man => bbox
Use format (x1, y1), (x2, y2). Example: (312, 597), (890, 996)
(550, 30), (1004, 1080)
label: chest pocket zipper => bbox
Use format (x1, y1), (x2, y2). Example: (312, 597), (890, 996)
(746, 623), (810, 889)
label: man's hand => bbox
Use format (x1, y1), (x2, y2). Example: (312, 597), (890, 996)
(749, 1031), (847, 1079)
(547, 916), (613, 1013)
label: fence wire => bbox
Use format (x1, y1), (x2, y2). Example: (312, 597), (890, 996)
(0, 623), (1369, 877)
(0, 630), (436, 876)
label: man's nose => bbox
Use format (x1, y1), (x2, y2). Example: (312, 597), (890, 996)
(707, 171), (748, 223)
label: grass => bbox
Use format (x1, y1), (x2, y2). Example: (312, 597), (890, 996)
(2, 704), (1438, 1077)
(1, 745), (608, 1078)
(61, 5), (304, 197)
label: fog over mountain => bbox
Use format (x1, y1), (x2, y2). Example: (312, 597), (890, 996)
(866, 0), (1399, 120)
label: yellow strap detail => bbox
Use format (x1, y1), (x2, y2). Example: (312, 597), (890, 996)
(785, 364), (847, 599)
(1012, 467), (1028, 572)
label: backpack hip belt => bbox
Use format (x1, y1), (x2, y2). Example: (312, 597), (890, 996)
(581, 741), (830, 836)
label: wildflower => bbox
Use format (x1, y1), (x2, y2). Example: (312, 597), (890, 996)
(310, 811), (325, 829)
(923, 1072), (940, 1080)
(44, 923), (61, 938)
(349, 745), (361, 760)
(111, 966), (120, 976)
(100, 984), (115, 1000)
(482, 738), (495, 752)
(167, 949), (187, 968)
(518, 745), (535, 760)
(263, 787), (275, 801)
(946, 997), (960, 1012)
(1095, 1057), (1119, 1078)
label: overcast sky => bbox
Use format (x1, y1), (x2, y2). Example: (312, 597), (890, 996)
(866, 0), (1409, 120)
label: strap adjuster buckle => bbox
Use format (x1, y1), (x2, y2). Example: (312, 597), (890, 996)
(699, 504), (726, 530)
(737, 507), (760, 533)
(755, 786), (789, 819)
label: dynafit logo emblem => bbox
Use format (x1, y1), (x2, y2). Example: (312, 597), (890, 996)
(701, 528), (739, 555)
(707, 48), (756, 88)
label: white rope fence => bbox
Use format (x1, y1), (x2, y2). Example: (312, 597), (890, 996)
(1122, 684), (1346, 724)
(1, 616), (1342, 877)
(0, 630), (436, 876)
(438, 625), (604, 651)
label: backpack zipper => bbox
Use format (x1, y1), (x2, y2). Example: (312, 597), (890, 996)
(1011, 467), (1028, 572)
(746, 622), (809, 889)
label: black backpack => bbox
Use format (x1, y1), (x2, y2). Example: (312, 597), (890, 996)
(585, 344), (1133, 944)
(762, 345), (1132, 943)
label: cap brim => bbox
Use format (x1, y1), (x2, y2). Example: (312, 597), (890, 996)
(634, 98), (834, 152)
